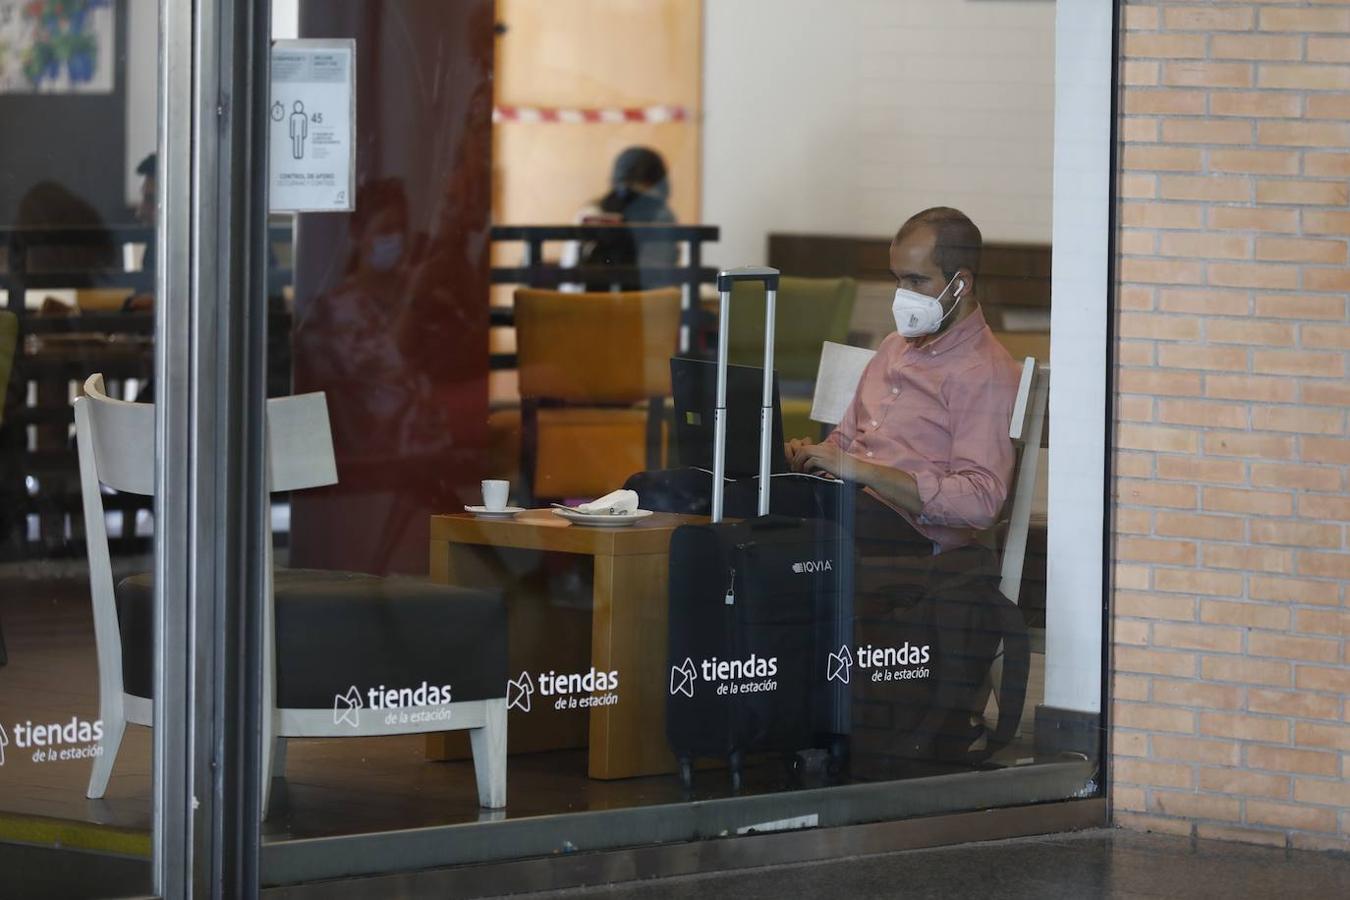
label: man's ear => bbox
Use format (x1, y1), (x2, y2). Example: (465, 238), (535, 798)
(953, 269), (974, 299)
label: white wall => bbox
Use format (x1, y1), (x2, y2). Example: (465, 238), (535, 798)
(124, 0), (157, 207)
(701, 0), (1056, 269)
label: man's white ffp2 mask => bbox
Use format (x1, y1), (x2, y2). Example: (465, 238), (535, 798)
(892, 273), (962, 338)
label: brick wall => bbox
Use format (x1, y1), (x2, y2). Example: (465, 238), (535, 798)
(1114, 1), (1350, 851)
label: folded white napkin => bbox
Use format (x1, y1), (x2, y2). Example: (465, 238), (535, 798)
(576, 489), (639, 515)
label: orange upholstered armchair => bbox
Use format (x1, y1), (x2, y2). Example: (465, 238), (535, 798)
(513, 287), (682, 503)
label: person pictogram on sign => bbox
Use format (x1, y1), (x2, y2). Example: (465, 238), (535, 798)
(290, 100), (309, 159)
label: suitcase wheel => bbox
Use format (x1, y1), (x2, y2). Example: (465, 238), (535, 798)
(678, 756), (694, 791)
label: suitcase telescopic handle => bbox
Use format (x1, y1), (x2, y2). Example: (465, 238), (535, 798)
(712, 266), (781, 523)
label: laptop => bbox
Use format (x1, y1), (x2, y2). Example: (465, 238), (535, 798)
(670, 357), (790, 477)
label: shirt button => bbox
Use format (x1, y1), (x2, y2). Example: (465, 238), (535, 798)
(866, 451), (874, 458)
(891, 387), (899, 395)
(870, 420), (878, 428)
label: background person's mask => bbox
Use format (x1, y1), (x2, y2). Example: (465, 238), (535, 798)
(891, 273), (963, 338)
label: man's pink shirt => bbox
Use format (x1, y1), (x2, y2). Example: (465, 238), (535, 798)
(824, 305), (1021, 553)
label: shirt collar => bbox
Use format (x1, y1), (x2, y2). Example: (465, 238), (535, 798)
(907, 304), (989, 358)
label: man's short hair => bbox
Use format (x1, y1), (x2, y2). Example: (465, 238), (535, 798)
(895, 207), (982, 281)
(136, 153), (157, 178)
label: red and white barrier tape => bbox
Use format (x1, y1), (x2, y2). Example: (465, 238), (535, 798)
(493, 104), (689, 124)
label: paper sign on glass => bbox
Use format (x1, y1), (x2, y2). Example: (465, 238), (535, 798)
(269, 39), (356, 213)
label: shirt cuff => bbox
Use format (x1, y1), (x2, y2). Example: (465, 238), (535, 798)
(912, 469), (941, 522)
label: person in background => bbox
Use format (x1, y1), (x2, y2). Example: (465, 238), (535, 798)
(560, 145), (679, 292)
(123, 153), (157, 312)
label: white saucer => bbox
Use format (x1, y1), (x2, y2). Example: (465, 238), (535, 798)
(464, 505), (525, 518)
(551, 507), (654, 527)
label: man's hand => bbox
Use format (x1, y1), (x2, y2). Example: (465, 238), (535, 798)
(785, 437), (815, 473)
(790, 440), (849, 479)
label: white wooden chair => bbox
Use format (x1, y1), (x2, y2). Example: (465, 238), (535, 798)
(75, 374), (508, 813)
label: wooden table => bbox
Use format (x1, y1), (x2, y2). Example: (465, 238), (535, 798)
(426, 509), (704, 780)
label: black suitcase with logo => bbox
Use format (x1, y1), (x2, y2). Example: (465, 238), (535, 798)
(665, 267), (850, 789)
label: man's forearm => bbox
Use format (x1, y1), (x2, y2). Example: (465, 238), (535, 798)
(846, 457), (923, 516)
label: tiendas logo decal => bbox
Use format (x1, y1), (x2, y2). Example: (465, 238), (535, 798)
(668, 654), (778, 698)
(333, 681), (455, 728)
(2, 717), (104, 764)
(855, 642), (931, 682)
(508, 668), (619, 712)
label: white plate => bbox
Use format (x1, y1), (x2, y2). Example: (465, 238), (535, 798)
(551, 507), (654, 527)
(464, 505), (526, 518)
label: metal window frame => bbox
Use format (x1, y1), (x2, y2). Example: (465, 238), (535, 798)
(155, 0), (271, 895)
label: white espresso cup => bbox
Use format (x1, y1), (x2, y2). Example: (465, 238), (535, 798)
(481, 479), (510, 511)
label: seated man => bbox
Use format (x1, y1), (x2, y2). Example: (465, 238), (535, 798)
(785, 206), (1020, 562)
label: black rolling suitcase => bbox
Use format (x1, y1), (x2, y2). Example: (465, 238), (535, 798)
(665, 266), (849, 790)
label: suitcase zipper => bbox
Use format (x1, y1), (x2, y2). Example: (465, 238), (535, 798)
(724, 566), (736, 605)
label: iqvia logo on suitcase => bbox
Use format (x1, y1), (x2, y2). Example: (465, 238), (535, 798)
(669, 654), (779, 698)
(791, 559), (834, 574)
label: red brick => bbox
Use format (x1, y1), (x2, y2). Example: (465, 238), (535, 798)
(1306, 153), (1350, 178)
(1199, 712), (1289, 744)
(1197, 768), (1290, 800)
(1291, 835), (1350, 854)
(1196, 825), (1289, 848)
(1120, 258), (1205, 285)
(1305, 94), (1350, 120)
(1248, 689), (1340, 721)
(1251, 521), (1342, 549)
(1258, 65), (1350, 91)
(1165, 7), (1254, 32)
(1114, 730), (1149, 757)
(1207, 262), (1299, 290)
(1124, 90), (1207, 116)
(1119, 478), (1198, 509)
(1161, 120), (1254, 146)
(1304, 267), (1350, 292)
(1252, 406), (1345, 435)
(1122, 5), (1156, 31)
(1154, 679), (1244, 710)
(1256, 237), (1347, 264)
(1122, 117), (1160, 143)
(1153, 736), (1240, 767)
(1202, 432), (1295, 461)
(1121, 173), (1158, 199)
(1204, 375), (1295, 403)
(1201, 655), (1291, 688)
(1154, 570), (1245, 599)
(1252, 351), (1343, 378)
(1123, 145), (1205, 173)
(1120, 202), (1205, 229)
(1158, 233), (1248, 259)
(1211, 91), (1301, 119)
(1248, 632), (1342, 664)
(1249, 575), (1339, 606)
(1298, 495), (1350, 522)
(1259, 8), (1350, 34)
(1260, 120), (1350, 148)
(1302, 324), (1350, 349)
(1116, 618), (1151, 646)
(1116, 591), (1196, 622)
(1247, 745), (1340, 777)
(1157, 345), (1248, 372)
(1117, 425), (1198, 454)
(1251, 463), (1341, 492)
(1119, 313), (1201, 340)
(1295, 721), (1350, 752)
(1164, 61), (1253, 89)
(1119, 341), (1155, 366)
(1115, 508), (1153, 535)
(1205, 544), (1293, 575)
(1159, 288), (1249, 316)
(1210, 149), (1299, 175)
(1158, 399), (1247, 429)
(1302, 437), (1350, 465)
(1116, 648), (1197, 680)
(1114, 452), (1155, 478)
(1295, 666), (1350, 695)
(1156, 456), (1245, 485)
(1206, 320), (1295, 346)
(1254, 294), (1345, 320)
(1202, 487), (1294, 517)
(1298, 551), (1350, 581)
(1200, 601), (1291, 632)
(1301, 210), (1350, 236)
(1292, 778), (1350, 810)
(1159, 176), (1251, 202)
(1115, 758), (1195, 790)
(1123, 32), (1207, 59)
(1255, 180), (1350, 207)
(1150, 791), (1241, 822)
(1308, 37), (1350, 65)
(1123, 60), (1160, 88)
(1115, 702), (1198, 735)
(1208, 207), (1299, 233)
(1212, 34), (1304, 62)
(1117, 537), (1198, 566)
(1294, 609), (1350, 639)
(1118, 369), (1203, 397)
(1247, 801), (1338, 834)
(1115, 564), (1152, 592)
(1117, 813), (1196, 837)
(1156, 512), (1245, 542)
